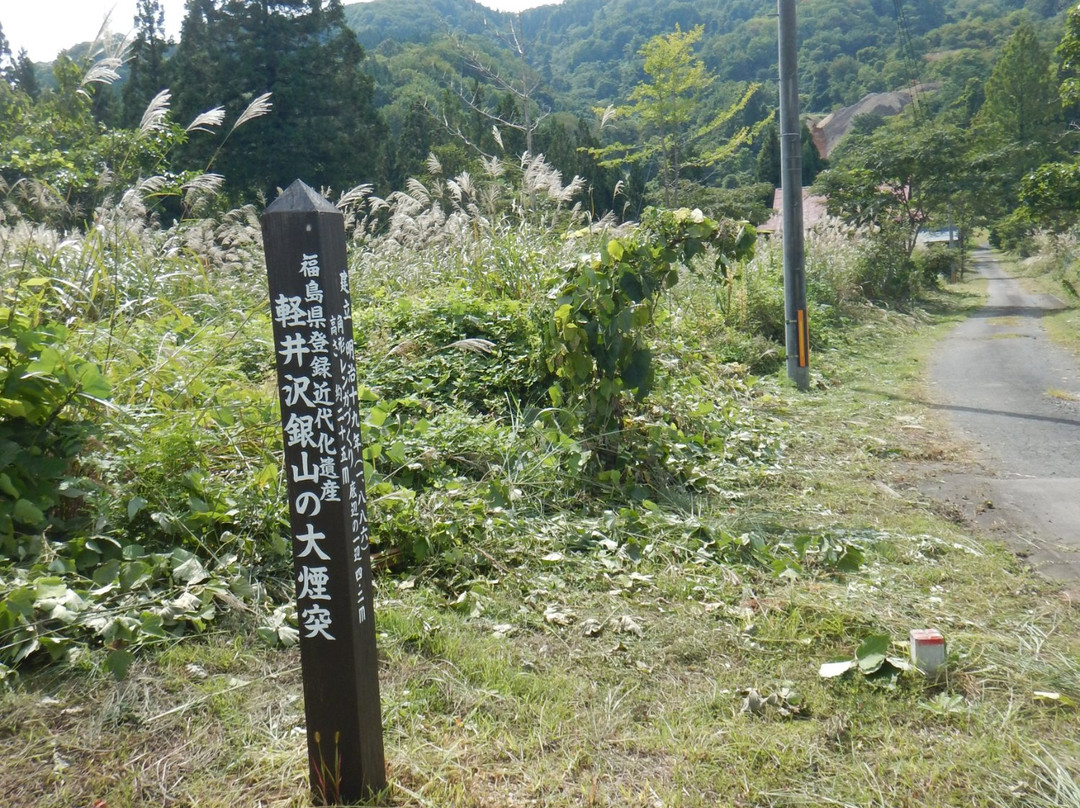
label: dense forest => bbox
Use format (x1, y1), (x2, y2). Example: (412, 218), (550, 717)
(0, 0), (1073, 230)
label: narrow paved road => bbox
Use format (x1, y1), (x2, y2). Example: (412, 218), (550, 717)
(927, 248), (1080, 584)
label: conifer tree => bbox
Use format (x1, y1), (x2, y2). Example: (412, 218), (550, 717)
(170, 0), (385, 198)
(123, 0), (170, 127)
(975, 22), (1061, 172)
(973, 21), (1063, 225)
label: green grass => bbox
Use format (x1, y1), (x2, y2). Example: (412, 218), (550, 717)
(2, 271), (1077, 807)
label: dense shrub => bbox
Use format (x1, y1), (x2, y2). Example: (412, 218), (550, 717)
(855, 226), (920, 304)
(913, 245), (959, 286)
(990, 210), (1037, 256)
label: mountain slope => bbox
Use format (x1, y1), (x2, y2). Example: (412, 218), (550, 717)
(345, 0), (1065, 115)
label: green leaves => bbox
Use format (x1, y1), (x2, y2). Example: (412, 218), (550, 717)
(819, 632), (914, 682)
(0, 309), (109, 555)
(0, 542), (250, 677)
(545, 207), (756, 469)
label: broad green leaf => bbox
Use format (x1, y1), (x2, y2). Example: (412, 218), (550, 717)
(39, 636), (71, 662)
(256, 626), (280, 647)
(75, 363), (110, 400)
(12, 636), (41, 664)
(772, 559), (802, 580)
(0, 397), (28, 417)
(618, 270), (644, 301)
(856, 634), (891, 673)
(12, 497), (45, 526)
(26, 346), (61, 375)
(34, 578), (68, 603)
(385, 440), (407, 466)
(121, 544), (146, 560)
(127, 496), (148, 520)
(104, 649), (135, 680)
(366, 405), (388, 428)
(886, 656), (914, 672)
(172, 555), (209, 585)
(119, 560), (152, 590)
(835, 547), (865, 572)
(92, 559), (122, 587)
(0, 473), (19, 498)
(139, 612), (169, 638)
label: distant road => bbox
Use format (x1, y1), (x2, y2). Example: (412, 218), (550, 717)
(926, 248), (1080, 585)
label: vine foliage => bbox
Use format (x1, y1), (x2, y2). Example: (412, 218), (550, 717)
(546, 207), (756, 467)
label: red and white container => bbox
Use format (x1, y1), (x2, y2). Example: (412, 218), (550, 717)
(909, 628), (946, 674)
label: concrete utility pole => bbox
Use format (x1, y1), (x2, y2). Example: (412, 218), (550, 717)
(778, 0), (810, 391)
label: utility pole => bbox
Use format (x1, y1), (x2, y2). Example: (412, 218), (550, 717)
(778, 0), (810, 391)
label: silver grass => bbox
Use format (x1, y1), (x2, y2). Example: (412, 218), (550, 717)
(82, 12), (132, 66)
(387, 190), (424, 217)
(231, 92), (273, 132)
(481, 156), (505, 179)
(80, 56), (124, 89)
(338, 183), (373, 211)
(182, 173), (226, 195)
(454, 171), (475, 199)
(13, 178), (68, 219)
(139, 90), (172, 135)
(598, 104), (618, 129)
(87, 12), (115, 57)
(136, 175), (171, 196)
(426, 153), (443, 176)
(404, 179), (431, 206)
(182, 174), (226, 216)
(479, 184), (501, 215)
(442, 338), (495, 354)
(117, 188), (150, 219)
(491, 126), (504, 150)
(458, 171), (475, 197)
(594, 211), (618, 230)
(557, 175), (587, 205)
(186, 106), (226, 134)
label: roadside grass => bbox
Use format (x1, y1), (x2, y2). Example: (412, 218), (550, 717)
(2, 272), (1077, 807)
(1002, 236), (1080, 357)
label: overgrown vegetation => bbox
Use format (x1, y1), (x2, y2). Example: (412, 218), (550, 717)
(1, 3), (1079, 806)
(2, 167), (1078, 801)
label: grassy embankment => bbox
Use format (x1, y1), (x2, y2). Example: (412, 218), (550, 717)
(1, 185), (1078, 806)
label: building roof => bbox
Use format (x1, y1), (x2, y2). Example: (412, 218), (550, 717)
(759, 188), (829, 234)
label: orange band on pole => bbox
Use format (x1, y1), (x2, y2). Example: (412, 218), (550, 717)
(796, 309), (809, 367)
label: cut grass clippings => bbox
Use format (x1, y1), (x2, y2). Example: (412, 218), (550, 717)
(2, 280), (1078, 807)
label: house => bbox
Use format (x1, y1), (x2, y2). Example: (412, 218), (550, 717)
(759, 188), (829, 235)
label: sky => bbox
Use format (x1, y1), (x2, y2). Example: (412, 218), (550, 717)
(0, 0), (564, 63)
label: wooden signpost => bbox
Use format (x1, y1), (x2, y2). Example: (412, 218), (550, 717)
(261, 180), (386, 804)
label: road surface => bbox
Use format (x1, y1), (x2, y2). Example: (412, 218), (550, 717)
(926, 248), (1080, 585)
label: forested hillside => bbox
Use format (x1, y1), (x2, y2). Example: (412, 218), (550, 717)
(347, 0), (1068, 112)
(0, 0), (1070, 223)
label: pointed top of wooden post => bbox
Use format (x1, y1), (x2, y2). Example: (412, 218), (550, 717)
(264, 179), (339, 215)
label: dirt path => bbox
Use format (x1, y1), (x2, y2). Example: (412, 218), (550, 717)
(924, 247), (1080, 585)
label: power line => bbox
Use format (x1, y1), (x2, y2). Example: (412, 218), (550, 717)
(892, 0), (923, 121)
